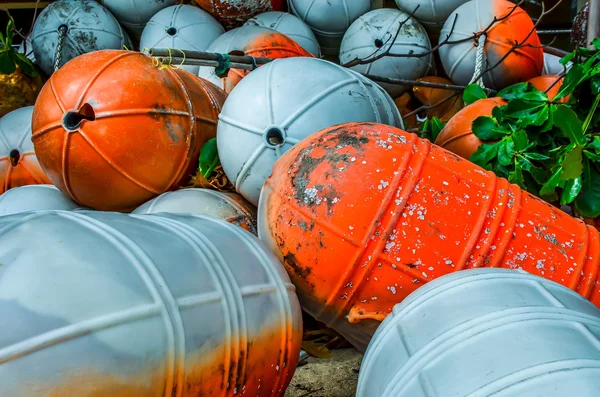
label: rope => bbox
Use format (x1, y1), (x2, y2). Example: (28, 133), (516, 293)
(469, 33), (487, 88)
(214, 53), (231, 77)
(54, 25), (68, 72)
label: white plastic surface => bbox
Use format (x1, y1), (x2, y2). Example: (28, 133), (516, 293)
(340, 9), (432, 97)
(0, 210), (302, 396)
(197, 25), (284, 90)
(357, 269), (600, 397)
(543, 52), (573, 75)
(31, 0), (129, 75)
(100, 0), (178, 39)
(438, 0), (541, 89)
(0, 185), (82, 216)
(133, 188), (257, 234)
(17, 35), (35, 62)
(140, 5), (224, 75)
(245, 11), (321, 57)
(394, 0), (470, 29)
(217, 57), (404, 205)
(287, 0), (374, 55)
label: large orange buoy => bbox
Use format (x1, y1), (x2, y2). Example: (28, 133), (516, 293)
(194, 0), (271, 29)
(32, 50), (226, 212)
(198, 25), (313, 94)
(529, 74), (566, 102)
(0, 106), (51, 193)
(434, 97), (506, 160)
(439, 0), (544, 90)
(258, 122), (600, 351)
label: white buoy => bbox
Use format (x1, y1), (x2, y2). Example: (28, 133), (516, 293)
(216, 57), (403, 205)
(340, 9), (433, 97)
(140, 5), (224, 75)
(100, 0), (178, 39)
(543, 52), (572, 75)
(394, 0), (470, 30)
(288, 0), (374, 55)
(0, 185), (83, 216)
(31, 0), (129, 75)
(245, 11), (321, 57)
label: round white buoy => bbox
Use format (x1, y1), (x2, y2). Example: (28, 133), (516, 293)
(438, 0), (544, 90)
(216, 57), (403, 205)
(245, 11), (321, 57)
(288, 0), (374, 56)
(0, 185), (83, 216)
(100, 0), (178, 39)
(140, 5), (224, 75)
(394, 0), (470, 30)
(358, 269), (600, 397)
(340, 9), (433, 97)
(31, 0), (129, 75)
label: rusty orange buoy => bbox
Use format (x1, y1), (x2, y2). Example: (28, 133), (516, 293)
(259, 122), (600, 351)
(32, 50), (226, 212)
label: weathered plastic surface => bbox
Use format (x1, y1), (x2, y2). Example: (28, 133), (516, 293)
(543, 52), (572, 75)
(358, 269), (600, 397)
(197, 25), (312, 93)
(395, 0), (470, 29)
(288, 0), (374, 55)
(340, 9), (433, 97)
(245, 11), (321, 57)
(217, 57), (403, 205)
(17, 34), (35, 62)
(439, 0), (544, 89)
(0, 184), (83, 216)
(0, 106), (50, 193)
(140, 5), (224, 75)
(258, 122), (600, 352)
(32, 50), (227, 212)
(31, 0), (129, 75)
(194, 0), (271, 30)
(100, 0), (178, 39)
(133, 188), (257, 235)
(434, 97), (506, 160)
(0, 210), (302, 397)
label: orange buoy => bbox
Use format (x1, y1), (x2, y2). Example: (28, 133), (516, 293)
(194, 0), (271, 29)
(32, 50), (226, 212)
(434, 97), (506, 160)
(412, 76), (464, 122)
(258, 122), (600, 351)
(199, 26), (313, 94)
(529, 74), (567, 102)
(0, 106), (51, 193)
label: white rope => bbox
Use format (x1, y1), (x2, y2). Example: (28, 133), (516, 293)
(469, 33), (487, 88)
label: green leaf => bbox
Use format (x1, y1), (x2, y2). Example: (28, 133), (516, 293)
(584, 150), (600, 162)
(512, 129), (528, 151)
(592, 77), (600, 95)
(561, 145), (583, 180)
(560, 176), (583, 205)
(530, 105), (550, 127)
(593, 38), (600, 50)
(508, 161), (525, 188)
(574, 160), (600, 218)
(519, 90), (549, 102)
(5, 19), (13, 48)
(560, 51), (576, 66)
(199, 138), (220, 178)
(504, 99), (546, 119)
(463, 84), (487, 105)
(0, 51), (16, 75)
(11, 52), (37, 77)
(470, 142), (499, 167)
(421, 117), (446, 142)
(540, 167), (563, 198)
(471, 116), (504, 140)
(553, 105), (586, 146)
(497, 137), (515, 166)
(497, 82), (528, 101)
(590, 136), (600, 152)
(556, 64), (585, 101)
(522, 152), (550, 161)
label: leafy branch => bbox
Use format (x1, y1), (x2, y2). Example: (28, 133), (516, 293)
(0, 17), (37, 77)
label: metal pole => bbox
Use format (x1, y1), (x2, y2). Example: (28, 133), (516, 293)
(150, 48), (274, 70)
(588, 0), (600, 48)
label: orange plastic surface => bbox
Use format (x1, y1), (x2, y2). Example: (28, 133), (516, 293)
(413, 76), (464, 122)
(486, 0), (544, 85)
(529, 74), (567, 102)
(261, 122), (600, 330)
(435, 97), (506, 159)
(0, 148), (51, 193)
(32, 50), (226, 212)
(194, 0), (271, 29)
(217, 30), (313, 94)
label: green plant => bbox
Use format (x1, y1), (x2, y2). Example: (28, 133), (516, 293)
(0, 18), (37, 77)
(468, 38), (600, 219)
(198, 138), (220, 179)
(420, 116), (446, 142)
